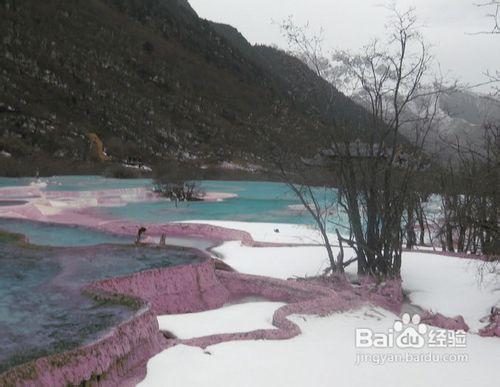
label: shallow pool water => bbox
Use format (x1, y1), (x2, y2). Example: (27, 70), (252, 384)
(0, 219), (130, 246)
(0, 234), (203, 373)
(0, 177), (347, 227)
(0, 176), (347, 373)
(92, 180), (346, 227)
(0, 201), (28, 207)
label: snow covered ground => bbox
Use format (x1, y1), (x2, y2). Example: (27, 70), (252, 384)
(139, 221), (499, 387)
(182, 220), (335, 244)
(213, 242), (330, 279)
(212, 241), (499, 332)
(402, 252), (499, 332)
(157, 301), (285, 339)
(140, 306), (500, 387)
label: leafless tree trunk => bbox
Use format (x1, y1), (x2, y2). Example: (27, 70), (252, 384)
(280, 7), (445, 278)
(277, 163), (340, 274)
(438, 124), (499, 255)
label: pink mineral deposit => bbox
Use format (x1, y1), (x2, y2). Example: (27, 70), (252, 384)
(479, 308), (500, 337)
(420, 312), (470, 332)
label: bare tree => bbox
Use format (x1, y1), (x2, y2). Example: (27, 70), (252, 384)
(280, 17), (332, 79)
(474, 1), (500, 34)
(446, 3), (499, 256)
(280, 7), (445, 278)
(470, 1), (500, 94)
(277, 163), (340, 274)
(438, 123), (499, 255)
(153, 178), (203, 203)
(152, 164), (204, 204)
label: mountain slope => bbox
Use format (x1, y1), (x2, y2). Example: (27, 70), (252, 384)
(0, 0), (369, 175)
(399, 90), (500, 157)
(437, 91), (500, 145)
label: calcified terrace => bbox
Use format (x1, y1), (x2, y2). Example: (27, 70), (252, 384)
(0, 181), (497, 386)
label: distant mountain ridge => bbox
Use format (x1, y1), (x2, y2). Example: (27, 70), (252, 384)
(437, 91), (500, 144)
(402, 90), (500, 156)
(348, 83), (499, 157)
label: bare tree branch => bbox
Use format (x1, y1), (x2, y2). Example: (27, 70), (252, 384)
(471, 1), (500, 34)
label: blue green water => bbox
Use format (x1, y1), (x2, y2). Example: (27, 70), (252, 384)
(93, 180), (343, 226)
(0, 177), (349, 249)
(0, 219), (129, 247)
(0, 178), (32, 189)
(0, 176), (347, 374)
(0, 176), (345, 374)
(0, 236), (203, 373)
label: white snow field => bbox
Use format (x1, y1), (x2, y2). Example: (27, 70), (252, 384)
(157, 301), (285, 339)
(140, 307), (500, 387)
(401, 252), (499, 332)
(212, 238), (499, 332)
(213, 242), (330, 280)
(140, 221), (499, 387)
(182, 220), (336, 244)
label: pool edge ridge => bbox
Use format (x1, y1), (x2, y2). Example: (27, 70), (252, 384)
(0, 258), (230, 387)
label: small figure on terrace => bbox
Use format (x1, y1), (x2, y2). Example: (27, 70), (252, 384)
(135, 227), (147, 245)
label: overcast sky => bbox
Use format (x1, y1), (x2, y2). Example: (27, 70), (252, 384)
(189, 0), (500, 93)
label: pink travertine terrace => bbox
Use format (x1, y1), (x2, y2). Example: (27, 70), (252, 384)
(0, 185), (495, 386)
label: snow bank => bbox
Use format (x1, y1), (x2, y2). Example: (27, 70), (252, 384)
(140, 307), (500, 387)
(184, 220), (334, 244)
(157, 301), (285, 339)
(401, 252), (500, 332)
(213, 242), (330, 279)
(212, 239), (499, 331)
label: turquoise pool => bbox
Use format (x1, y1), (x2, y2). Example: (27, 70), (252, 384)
(0, 176), (347, 374)
(0, 176), (348, 229)
(0, 235), (203, 373)
(0, 219), (130, 247)
(93, 180), (344, 226)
